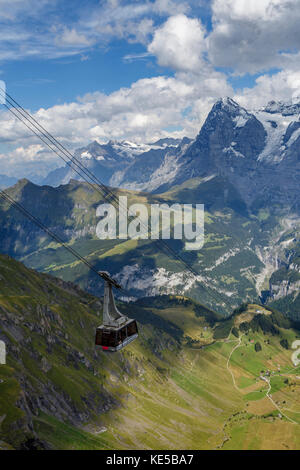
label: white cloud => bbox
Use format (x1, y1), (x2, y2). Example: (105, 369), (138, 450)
(212, 0), (289, 21)
(56, 28), (93, 47)
(235, 69), (300, 109)
(148, 14), (206, 72)
(123, 52), (152, 62)
(2, 1), (300, 182)
(0, 65), (232, 178)
(0, 1), (148, 61)
(0, 1), (195, 62)
(0, 0), (53, 21)
(0, 144), (57, 179)
(208, 0), (300, 74)
(128, 18), (154, 44)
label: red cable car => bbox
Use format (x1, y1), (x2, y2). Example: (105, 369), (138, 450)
(95, 272), (138, 352)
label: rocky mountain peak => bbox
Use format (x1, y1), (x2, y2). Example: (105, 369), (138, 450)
(218, 96), (241, 109)
(206, 97), (253, 131)
(263, 100), (300, 116)
(12, 178), (32, 190)
(213, 97), (247, 115)
(150, 137), (183, 147)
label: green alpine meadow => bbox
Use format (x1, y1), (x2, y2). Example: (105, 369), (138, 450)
(0, 253), (300, 450)
(1, 0), (300, 453)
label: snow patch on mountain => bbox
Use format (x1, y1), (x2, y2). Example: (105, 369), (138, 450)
(255, 111), (296, 163)
(223, 146), (245, 158)
(219, 97), (251, 129)
(233, 114), (249, 128)
(81, 151), (93, 159)
(111, 140), (151, 158)
(80, 150), (105, 161)
(263, 100), (300, 116)
(220, 97), (240, 110)
(109, 139), (182, 160)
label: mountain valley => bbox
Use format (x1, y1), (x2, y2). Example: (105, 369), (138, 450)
(0, 254), (299, 450)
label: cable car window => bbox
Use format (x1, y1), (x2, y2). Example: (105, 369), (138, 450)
(117, 329), (123, 345)
(119, 327), (126, 342)
(103, 330), (117, 347)
(127, 321), (137, 337)
(95, 329), (103, 345)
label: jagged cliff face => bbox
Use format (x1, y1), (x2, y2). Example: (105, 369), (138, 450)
(176, 98), (266, 187)
(170, 98), (300, 211)
(267, 232), (300, 320)
(42, 98), (300, 213)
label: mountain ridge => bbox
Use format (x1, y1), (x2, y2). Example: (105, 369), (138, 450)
(39, 97), (300, 214)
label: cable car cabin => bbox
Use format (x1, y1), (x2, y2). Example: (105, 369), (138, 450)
(95, 319), (138, 352)
(95, 274), (138, 352)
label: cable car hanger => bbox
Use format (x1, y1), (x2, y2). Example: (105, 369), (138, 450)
(0, 89), (200, 278)
(95, 273), (139, 352)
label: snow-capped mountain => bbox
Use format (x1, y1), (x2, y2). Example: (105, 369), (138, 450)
(42, 137), (191, 189)
(42, 97), (300, 211)
(157, 97), (300, 209)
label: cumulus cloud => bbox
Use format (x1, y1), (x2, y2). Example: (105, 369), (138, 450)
(148, 14), (206, 72)
(2, 0), (300, 76)
(0, 144), (58, 179)
(234, 69), (300, 109)
(0, 65), (232, 178)
(208, 0), (300, 74)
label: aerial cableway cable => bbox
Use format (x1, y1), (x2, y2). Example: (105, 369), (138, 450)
(0, 88), (200, 278)
(0, 89), (235, 311)
(0, 187), (140, 351)
(0, 188), (122, 289)
(0, 90), (232, 308)
(0, 93), (232, 351)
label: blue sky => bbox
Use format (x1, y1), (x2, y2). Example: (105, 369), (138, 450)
(0, 0), (300, 178)
(1, 1), (213, 110)
(5, 42), (161, 109)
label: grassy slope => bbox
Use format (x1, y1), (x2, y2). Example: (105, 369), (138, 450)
(0, 256), (299, 450)
(0, 178), (279, 315)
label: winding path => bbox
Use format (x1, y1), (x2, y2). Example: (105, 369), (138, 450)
(226, 335), (299, 426)
(226, 334), (244, 392)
